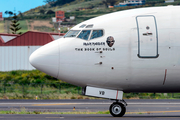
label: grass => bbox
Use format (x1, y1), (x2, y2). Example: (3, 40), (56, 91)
(0, 92), (98, 100)
(1, 83), (180, 99)
(0, 84), (97, 99)
(34, 26), (53, 32)
(0, 21), (4, 33)
(1, 108), (179, 115)
(18, 20), (28, 33)
(56, 0), (103, 11)
(1, 70), (180, 100)
(4, 20), (28, 34)
(1, 109), (176, 115)
(0, 107), (110, 114)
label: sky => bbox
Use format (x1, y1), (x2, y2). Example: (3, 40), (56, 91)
(0, 0), (46, 17)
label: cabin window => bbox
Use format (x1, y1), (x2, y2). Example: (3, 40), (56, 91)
(77, 30), (91, 40)
(86, 24), (93, 28)
(79, 24), (86, 28)
(90, 30), (103, 40)
(64, 30), (80, 37)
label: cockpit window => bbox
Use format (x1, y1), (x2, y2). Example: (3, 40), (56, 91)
(90, 30), (103, 40)
(86, 24), (93, 28)
(77, 30), (91, 40)
(79, 24), (86, 28)
(64, 30), (80, 37)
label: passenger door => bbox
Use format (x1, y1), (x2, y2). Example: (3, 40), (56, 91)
(136, 15), (159, 58)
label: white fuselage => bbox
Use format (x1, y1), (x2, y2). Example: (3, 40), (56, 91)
(30, 6), (180, 93)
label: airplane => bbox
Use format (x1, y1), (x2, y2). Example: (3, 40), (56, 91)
(29, 6), (180, 117)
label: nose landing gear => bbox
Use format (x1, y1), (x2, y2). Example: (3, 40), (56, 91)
(109, 100), (127, 117)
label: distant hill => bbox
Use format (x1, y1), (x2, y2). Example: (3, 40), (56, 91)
(4, 0), (179, 22)
(22, 0), (104, 18)
(3, 0), (180, 34)
(18, 0), (179, 21)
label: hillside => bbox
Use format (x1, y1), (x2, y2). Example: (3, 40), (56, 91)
(20, 0), (180, 21)
(3, 0), (180, 34)
(3, 0), (108, 33)
(23, 0), (105, 15)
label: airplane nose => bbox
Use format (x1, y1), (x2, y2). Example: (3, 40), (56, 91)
(29, 40), (59, 78)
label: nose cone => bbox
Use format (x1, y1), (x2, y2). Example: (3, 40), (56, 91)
(29, 40), (59, 78)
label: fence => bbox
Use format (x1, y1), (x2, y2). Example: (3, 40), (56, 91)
(0, 83), (180, 99)
(0, 83), (82, 99)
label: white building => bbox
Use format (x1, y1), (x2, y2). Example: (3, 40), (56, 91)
(0, 31), (64, 71)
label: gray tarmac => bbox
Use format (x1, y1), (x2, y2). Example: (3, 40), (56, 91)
(0, 99), (180, 120)
(0, 114), (180, 120)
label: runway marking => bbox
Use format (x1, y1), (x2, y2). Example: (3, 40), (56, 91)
(126, 110), (180, 114)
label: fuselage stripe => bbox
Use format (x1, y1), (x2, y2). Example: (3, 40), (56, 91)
(116, 90), (118, 99)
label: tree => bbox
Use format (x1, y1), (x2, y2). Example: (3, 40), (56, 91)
(43, 0), (75, 6)
(4, 11), (14, 17)
(10, 13), (22, 34)
(8, 11), (14, 16)
(43, 0), (57, 5)
(5, 11), (9, 15)
(46, 10), (55, 14)
(103, 0), (118, 8)
(103, 1), (108, 8)
(39, 9), (45, 14)
(18, 11), (23, 17)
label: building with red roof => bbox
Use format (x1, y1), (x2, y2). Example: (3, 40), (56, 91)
(0, 31), (64, 71)
(56, 10), (65, 22)
(0, 12), (3, 21)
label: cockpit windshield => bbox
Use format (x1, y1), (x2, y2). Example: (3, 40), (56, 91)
(77, 30), (91, 40)
(64, 29), (104, 40)
(90, 30), (103, 40)
(64, 30), (80, 37)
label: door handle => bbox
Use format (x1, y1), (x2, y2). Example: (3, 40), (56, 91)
(143, 33), (152, 36)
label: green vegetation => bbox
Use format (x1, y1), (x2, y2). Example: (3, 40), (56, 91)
(20, 0), (179, 19)
(0, 109), (178, 115)
(124, 93), (180, 99)
(0, 21), (4, 33)
(0, 70), (180, 99)
(10, 13), (22, 34)
(56, 0), (104, 11)
(18, 20), (28, 33)
(3, 0), (179, 34)
(34, 26), (52, 32)
(0, 108), (110, 114)
(0, 70), (88, 99)
(0, 70), (60, 85)
(44, 0), (76, 7)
